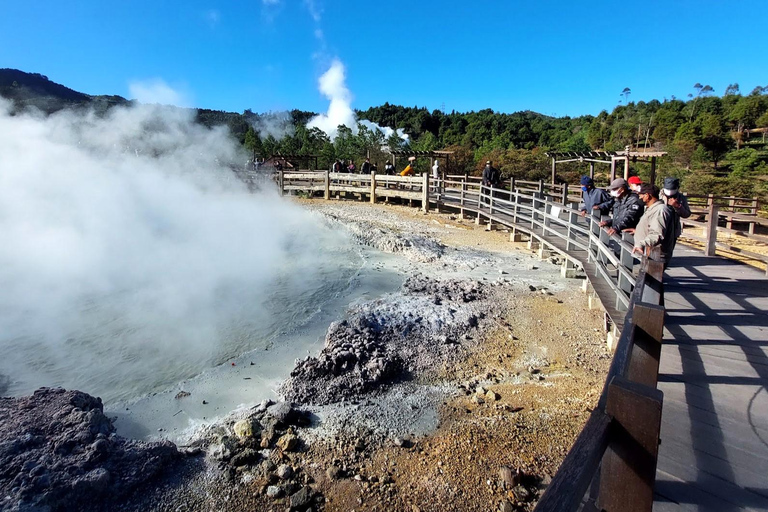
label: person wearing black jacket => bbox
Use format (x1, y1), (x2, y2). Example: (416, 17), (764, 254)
(360, 158), (371, 174)
(599, 178), (644, 236)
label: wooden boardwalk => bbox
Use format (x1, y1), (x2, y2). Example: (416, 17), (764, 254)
(280, 176), (768, 510)
(654, 245), (768, 511)
(437, 193), (768, 510)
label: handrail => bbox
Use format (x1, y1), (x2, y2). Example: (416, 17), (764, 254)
(534, 252), (664, 512)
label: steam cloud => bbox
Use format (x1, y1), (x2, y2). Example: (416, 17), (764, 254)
(0, 97), (346, 401)
(307, 59), (408, 142)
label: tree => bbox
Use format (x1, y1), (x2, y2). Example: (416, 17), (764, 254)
(698, 113), (731, 169)
(243, 126), (262, 163)
(724, 83), (740, 96)
(620, 87), (631, 104)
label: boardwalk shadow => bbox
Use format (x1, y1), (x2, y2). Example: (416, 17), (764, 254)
(654, 254), (768, 511)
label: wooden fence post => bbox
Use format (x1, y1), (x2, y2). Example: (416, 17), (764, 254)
(561, 183), (569, 205)
(324, 170), (330, 200)
(627, 303), (665, 388)
(278, 170), (284, 196)
(750, 197), (759, 235)
(598, 376), (663, 512)
(489, 186), (494, 216)
(618, 232), (634, 295)
(538, 179), (545, 195)
(705, 203), (719, 257)
(370, 171), (376, 204)
(422, 172), (429, 213)
(460, 177), (466, 219)
(566, 201), (579, 251)
(726, 197), (735, 229)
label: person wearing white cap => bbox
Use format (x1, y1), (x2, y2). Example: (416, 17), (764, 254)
(599, 178), (644, 237)
(659, 177), (691, 242)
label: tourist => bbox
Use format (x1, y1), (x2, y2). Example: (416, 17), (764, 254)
(400, 160), (415, 176)
(384, 162), (395, 175)
(628, 176), (642, 193)
(361, 158), (372, 174)
(660, 177), (691, 251)
(599, 178), (644, 237)
(481, 160), (501, 205)
(333, 160), (343, 173)
(347, 160), (356, 173)
(578, 176), (612, 218)
(633, 184), (676, 267)
(481, 160), (501, 188)
(432, 159), (441, 193)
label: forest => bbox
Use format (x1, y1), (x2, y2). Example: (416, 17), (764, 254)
(2, 69), (767, 202)
(234, 84), (768, 202)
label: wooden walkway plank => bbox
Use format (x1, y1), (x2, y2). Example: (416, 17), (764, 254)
(655, 246), (768, 511)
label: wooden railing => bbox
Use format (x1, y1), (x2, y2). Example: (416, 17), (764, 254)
(277, 171), (667, 511)
(680, 201), (768, 275)
(439, 176), (638, 313)
(532, 252), (665, 512)
(278, 170), (430, 208)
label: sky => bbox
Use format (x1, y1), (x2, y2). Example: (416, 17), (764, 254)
(1, 0), (766, 118)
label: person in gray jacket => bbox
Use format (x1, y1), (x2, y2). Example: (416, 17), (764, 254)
(599, 178), (644, 236)
(633, 184), (676, 268)
(578, 176), (613, 217)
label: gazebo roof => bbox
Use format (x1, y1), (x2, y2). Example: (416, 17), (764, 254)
(545, 150), (667, 160)
(390, 150), (454, 157)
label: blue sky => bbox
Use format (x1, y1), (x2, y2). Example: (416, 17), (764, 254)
(1, 0), (766, 117)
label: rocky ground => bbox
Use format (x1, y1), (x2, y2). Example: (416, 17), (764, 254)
(1, 201), (612, 512)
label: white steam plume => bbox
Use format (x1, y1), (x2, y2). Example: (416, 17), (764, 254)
(251, 111), (295, 141)
(307, 59), (408, 142)
(0, 97), (348, 402)
(129, 78), (191, 107)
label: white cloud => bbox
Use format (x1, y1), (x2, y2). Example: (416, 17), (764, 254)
(128, 79), (191, 108)
(304, 0), (322, 22)
(204, 9), (221, 28)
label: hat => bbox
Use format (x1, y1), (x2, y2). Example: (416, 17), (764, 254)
(580, 176), (593, 187)
(627, 176), (642, 186)
(638, 183), (659, 198)
(663, 177), (680, 191)
(486, 161), (491, 165)
(408, 156), (416, 162)
(608, 178), (627, 190)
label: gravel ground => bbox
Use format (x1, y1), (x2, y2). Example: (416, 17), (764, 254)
(60, 200), (612, 512)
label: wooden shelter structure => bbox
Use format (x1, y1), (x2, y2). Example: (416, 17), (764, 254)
(546, 147), (667, 185)
(390, 150), (454, 174)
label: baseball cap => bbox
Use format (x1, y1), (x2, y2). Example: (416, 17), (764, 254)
(627, 176), (642, 186)
(608, 178), (627, 190)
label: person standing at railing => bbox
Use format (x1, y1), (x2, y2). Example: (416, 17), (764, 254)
(628, 176), (642, 193)
(432, 159), (441, 193)
(578, 176), (613, 218)
(481, 161), (501, 205)
(599, 178), (644, 236)
(633, 184), (676, 268)
(360, 157), (372, 175)
(660, 177), (691, 249)
(385, 162), (395, 175)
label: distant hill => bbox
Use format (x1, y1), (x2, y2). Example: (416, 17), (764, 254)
(0, 68), (130, 114)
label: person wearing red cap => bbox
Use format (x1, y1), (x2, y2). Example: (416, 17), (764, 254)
(627, 176), (642, 194)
